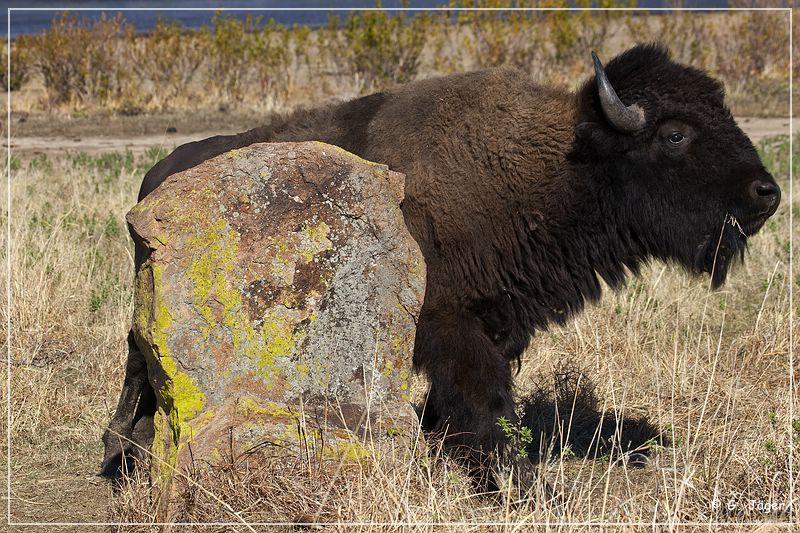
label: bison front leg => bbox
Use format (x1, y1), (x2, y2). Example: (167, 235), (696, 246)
(414, 302), (534, 494)
(100, 330), (156, 481)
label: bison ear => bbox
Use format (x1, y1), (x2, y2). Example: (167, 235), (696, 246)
(576, 122), (602, 139)
(576, 121), (629, 155)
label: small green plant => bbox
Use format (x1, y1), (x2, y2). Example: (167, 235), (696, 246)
(643, 436), (665, 454)
(103, 212), (121, 239)
(496, 416), (533, 460)
(89, 284), (110, 313)
(7, 156), (21, 174)
(28, 154), (53, 174)
(664, 424), (683, 448)
(63, 212), (99, 236)
(561, 445), (576, 460)
(68, 150), (136, 180)
(768, 412), (778, 427)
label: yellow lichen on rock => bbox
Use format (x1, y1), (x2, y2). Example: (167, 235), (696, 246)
(135, 262), (210, 484)
(324, 438), (374, 462)
(184, 217), (312, 387)
(256, 308), (306, 382)
(150, 409), (177, 486)
(298, 221), (333, 264)
(186, 218), (240, 333)
(236, 397), (294, 419)
(152, 265), (209, 442)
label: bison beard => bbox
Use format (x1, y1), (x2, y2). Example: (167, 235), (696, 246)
(103, 44), (780, 496)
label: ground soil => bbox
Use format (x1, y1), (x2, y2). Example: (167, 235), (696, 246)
(5, 108), (276, 159)
(4, 111), (797, 160)
(10, 457), (114, 529)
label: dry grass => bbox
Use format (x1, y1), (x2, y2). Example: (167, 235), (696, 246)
(2, 149), (166, 524)
(1, 7), (797, 514)
(2, 131), (794, 529)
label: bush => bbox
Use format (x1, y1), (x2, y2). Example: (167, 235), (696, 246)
(545, 0), (630, 67)
(26, 12), (126, 108)
(5, 7), (792, 116)
(251, 20), (297, 107)
(450, 1), (546, 72)
(712, 11), (788, 82)
(123, 18), (208, 111)
(435, 0), (629, 81)
(2, 39), (31, 91)
(207, 13), (259, 104)
(322, 7), (430, 93)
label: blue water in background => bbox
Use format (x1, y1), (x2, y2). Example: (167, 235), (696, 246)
(1, 0), (735, 39)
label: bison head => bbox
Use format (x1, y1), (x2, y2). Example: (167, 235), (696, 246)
(575, 44), (780, 288)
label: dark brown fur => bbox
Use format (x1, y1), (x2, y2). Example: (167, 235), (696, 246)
(104, 45), (780, 493)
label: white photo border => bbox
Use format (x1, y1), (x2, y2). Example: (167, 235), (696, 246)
(4, 4), (795, 528)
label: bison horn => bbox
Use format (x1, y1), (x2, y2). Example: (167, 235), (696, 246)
(592, 51), (646, 133)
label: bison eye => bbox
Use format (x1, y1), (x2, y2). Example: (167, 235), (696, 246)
(668, 131), (686, 144)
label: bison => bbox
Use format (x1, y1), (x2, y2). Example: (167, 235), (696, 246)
(102, 43), (780, 493)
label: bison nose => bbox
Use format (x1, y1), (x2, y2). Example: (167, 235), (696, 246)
(749, 179), (781, 213)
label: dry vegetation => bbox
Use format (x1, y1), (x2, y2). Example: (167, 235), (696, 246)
(111, 141), (796, 531)
(3, 6), (795, 118)
(2, 132), (796, 529)
(2, 4), (797, 531)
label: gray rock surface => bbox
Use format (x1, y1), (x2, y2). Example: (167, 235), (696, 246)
(127, 141), (425, 497)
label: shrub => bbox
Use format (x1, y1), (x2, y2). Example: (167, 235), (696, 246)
(545, 0), (630, 67)
(199, 13), (299, 109)
(450, 0), (547, 72)
(713, 11), (788, 81)
(5, 7), (792, 116)
(207, 13), (260, 104)
(322, 6), (430, 93)
(2, 39), (31, 91)
(122, 18), (208, 111)
(26, 12), (126, 108)
(251, 19), (296, 107)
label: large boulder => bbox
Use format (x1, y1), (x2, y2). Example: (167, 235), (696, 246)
(128, 142), (425, 503)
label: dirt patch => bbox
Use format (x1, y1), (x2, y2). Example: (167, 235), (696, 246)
(10, 108), (274, 138)
(6, 112), (795, 160)
(6, 107), (282, 159)
(737, 116), (795, 143)
(10, 451), (114, 528)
